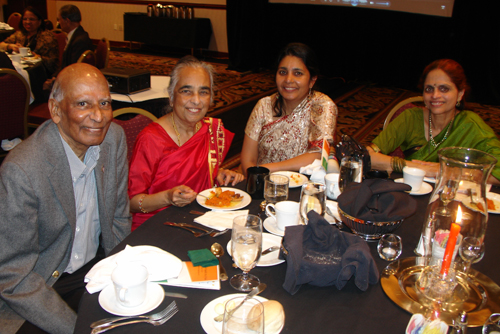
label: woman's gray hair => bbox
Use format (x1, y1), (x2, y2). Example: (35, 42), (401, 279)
(166, 56), (215, 113)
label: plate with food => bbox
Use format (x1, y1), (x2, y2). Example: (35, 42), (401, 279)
(196, 187), (251, 211)
(463, 192), (500, 214)
(272, 171), (308, 188)
(200, 293), (284, 334)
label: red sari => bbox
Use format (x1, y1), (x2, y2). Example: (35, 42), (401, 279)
(128, 117), (234, 230)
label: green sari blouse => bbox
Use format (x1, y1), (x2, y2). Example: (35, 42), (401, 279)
(372, 107), (500, 180)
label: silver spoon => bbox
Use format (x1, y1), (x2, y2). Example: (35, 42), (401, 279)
(326, 206), (344, 229)
(214, 283), (267, 322)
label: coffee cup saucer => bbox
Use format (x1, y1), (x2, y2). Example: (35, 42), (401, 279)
(98, 282), (164, 316)
(394, 178), (433, 195)
(263, 217), (284, 237)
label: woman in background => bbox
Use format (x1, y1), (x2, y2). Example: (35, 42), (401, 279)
(128, 56), (244, 230)
(240, 42), (338, 176)
(368, 59), (500, 184)
(0, 7), (58, 76)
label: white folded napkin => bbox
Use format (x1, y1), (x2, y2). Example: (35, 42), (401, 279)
(84, 244), (182, 294)
(1, 138), (22, 151)
(194, 210), (249, 231)
(299, 159), (326, 184)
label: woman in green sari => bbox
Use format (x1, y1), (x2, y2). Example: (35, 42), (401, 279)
(368, 59), (500, 185)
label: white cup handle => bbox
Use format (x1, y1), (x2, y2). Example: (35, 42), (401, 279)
(118, 287), (128, 303)
(265, 203), (277, 220)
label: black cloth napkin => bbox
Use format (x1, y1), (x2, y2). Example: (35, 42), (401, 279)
(337, 178), (416, 221)
(281, 211), (379, 295)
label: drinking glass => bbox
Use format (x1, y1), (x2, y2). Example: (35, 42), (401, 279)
(299, 181), (326, 224)
(222, 296), (264, 334)
(339, 155), (363, 193)
(459, 236), (483, 275)
(437, 179), (460, 216)
(483, 313), (500, 334)
(264, 174), (289, 205)
(230, 214), (263, 292)
(377, 234), (402, 261)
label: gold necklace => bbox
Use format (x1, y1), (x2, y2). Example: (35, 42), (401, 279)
(171, 113), (201, 146)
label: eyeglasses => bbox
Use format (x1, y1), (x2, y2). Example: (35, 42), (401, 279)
(23, 18), (39, 22)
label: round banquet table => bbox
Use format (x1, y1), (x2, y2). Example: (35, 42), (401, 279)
(74, 178), (500, 334)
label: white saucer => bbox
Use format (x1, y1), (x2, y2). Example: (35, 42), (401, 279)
(263, 217), (284, 237)
(99, 282), (164, 316)
(200, 294), (283, 334)
(394, 178), (433, 195)
(227, 233), (284, 267)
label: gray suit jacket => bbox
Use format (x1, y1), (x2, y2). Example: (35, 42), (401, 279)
(0, 121), (131, 334)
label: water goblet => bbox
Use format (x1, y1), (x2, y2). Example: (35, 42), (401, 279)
(437, 179), (459, 216)
(299, 181), (326, 224)
(230, 214), (263, 292)
(339, 155), (363, 193)
(222, 296), (264, 334)
(459, 236), (482, 275)
(483, 313), (500, 334)
(264, 174), (289, 205)
(377, 234), (402, 261)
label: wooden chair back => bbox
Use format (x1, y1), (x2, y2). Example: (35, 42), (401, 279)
(7, 12), (22, 31)
(77, 50), (96, 67)
(95, 37), (110, 69)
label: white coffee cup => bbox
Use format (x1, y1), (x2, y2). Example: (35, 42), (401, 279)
(325, 172), (341, 200)
(111, 264), (149, 308)
(19, 47), (29, 56)
(265, 201), (300, 231)
(403, 166), (426, 192)
(10, 54), (21, 63)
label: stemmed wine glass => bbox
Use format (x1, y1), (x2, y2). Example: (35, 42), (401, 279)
(459, 236), (483, 275)
(437, 179), (459, 216)
(230, 214), (263, 292)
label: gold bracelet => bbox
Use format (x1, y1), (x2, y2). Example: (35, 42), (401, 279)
(138, 194), (148, 213)
(368, 143), (381, 153)
(391, 156), (406, 173)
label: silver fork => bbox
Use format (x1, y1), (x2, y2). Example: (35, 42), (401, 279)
(91, 302), (178, 333)
(163, 222), (208, 237)
(90, 301), (176, 328)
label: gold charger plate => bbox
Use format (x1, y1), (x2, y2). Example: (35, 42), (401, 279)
(380, 257), (500, 326)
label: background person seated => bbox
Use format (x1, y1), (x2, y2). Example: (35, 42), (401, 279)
(128, 56), (244, 231)
(0, 6), (58, 77)
(240, 43), (338, 176)
(368, 59), (500, 185)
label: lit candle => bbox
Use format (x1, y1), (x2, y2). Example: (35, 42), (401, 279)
(440, 205), (462, 275)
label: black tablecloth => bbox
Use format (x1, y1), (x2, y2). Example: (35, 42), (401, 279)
(75, 180), (500, 334)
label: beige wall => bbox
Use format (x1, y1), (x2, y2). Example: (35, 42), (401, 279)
(47, 0), (228, 53)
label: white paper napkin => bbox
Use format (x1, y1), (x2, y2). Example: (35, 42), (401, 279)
(84, 244), (182, 294)
(1, 138), (22, 151)
(299, 159), (326, 184)
(194, 210), (249, 231)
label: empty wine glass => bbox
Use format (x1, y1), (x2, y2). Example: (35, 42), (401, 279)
(222, 296), (264, 334)
(437, 179), (459, 216)
(483, 313), (500, 334)
(299, 181), (326, 224)
(377, 234), (402, 261)
(459, 236), (483, 275)
(264, 174), (289, 205)
(230, 214), (262, 292)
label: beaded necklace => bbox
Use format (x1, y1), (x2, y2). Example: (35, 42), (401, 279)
(428, 111), (456, 148)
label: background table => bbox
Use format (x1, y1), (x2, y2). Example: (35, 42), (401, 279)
(75, 179), (500, 334)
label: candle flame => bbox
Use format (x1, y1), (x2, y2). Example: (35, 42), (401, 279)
(456, 205), (462, 224)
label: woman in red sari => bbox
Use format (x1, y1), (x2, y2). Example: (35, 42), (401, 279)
(128, 56), (244, 230)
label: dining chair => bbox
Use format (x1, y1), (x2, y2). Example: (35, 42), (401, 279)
(27, 102), (51, 129)
(52, 30), (67, 67)
(77, 50), (96, 67)
(383, 96), (424, 158)
(0, 68), (30, 157)
(112, 107), (158, 162)
(7, 12), (22, 31)
(95, 37), (110, 69)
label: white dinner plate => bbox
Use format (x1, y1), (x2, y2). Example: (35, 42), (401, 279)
(196, 187), (251, 211)
(394, 178), (433, 196)
(272, 171), (308, 188)
(227, 233), (284, 267)
(98, 282), (164, 316)
(462, 192), (500, 215)
(263, 217), (284, 237)
(200, 294), (283, 334)
(424, 177), (436, 183)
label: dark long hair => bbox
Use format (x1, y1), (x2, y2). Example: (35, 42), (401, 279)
(418, 59), (470, 111)
(20, 6), (46, 35)
(273, 43), (319, 117)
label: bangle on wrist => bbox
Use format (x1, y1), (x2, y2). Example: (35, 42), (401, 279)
(138, 194), (148, 213)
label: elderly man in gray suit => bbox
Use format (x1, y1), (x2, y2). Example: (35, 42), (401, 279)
(0, 63), (131, 334)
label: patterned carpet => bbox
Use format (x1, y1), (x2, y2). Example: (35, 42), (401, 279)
(107, 51), (500, 169)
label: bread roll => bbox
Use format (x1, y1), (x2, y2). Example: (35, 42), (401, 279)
(247, 300), (285, 332)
